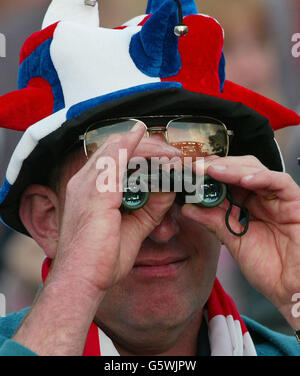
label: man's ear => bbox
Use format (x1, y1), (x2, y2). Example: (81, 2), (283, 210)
(19, 185), (60, 259)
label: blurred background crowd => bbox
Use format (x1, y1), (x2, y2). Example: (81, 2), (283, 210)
(0, 0), (299, 335)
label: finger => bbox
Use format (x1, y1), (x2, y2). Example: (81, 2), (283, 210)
(207, 164), (265, 186)
(210, 155), (267, 169)
(204, 155), (270, 189)
(191, 155), (267, 178)
(131, 138), (182, 160)
(71, 125), (147, 210)
(240, 170), (300, 202)
(207, 162), (300, 202)
(205, 155), (266, 173)
(88, 123), (146, 169)
(190, 155), (220, 176)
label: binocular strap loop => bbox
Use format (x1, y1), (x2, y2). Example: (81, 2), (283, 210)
(225, 190), (250, 237)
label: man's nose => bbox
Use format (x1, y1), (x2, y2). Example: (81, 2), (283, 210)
(148, 208), (179, 244)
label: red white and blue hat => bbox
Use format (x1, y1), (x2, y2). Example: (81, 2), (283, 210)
(0, 0), (299, 235)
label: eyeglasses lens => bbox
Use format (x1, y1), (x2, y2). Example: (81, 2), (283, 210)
(84, 118), (228, 159)
(85, 120), (147, 157)
(167, 119), (228, 158)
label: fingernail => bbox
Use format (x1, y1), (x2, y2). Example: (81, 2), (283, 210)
(243, 174), (254, 181)
(210, 164), (227, 171)
(131, 121), (145, 132)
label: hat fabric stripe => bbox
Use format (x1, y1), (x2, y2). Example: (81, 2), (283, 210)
(137, 14), (152, 26)
(18, 39), (65, 113)
(121, 15), (149, 27)
(4, 109), (67, 187)
(66, 82), (183, 120)
(218, 52), (226, 91)
(0, 179), (11, 205)
(114, 15), (150, 29)
(19, 22), (59, 65)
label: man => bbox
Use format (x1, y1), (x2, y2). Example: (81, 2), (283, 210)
(0, 0), (299, 356)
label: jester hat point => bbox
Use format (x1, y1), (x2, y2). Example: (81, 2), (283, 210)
(0, 0), (299, 235)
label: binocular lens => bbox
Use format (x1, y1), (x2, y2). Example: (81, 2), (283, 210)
(201, 177), (227, 207)
(121, 171), (248, 237)
(183, 176), (227, 208)
(121, 172), (227, 210)
(122, 178), (150, 210)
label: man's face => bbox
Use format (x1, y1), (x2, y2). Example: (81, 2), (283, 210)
(96, 205), (220, 343)
(56, 136), (221, 352)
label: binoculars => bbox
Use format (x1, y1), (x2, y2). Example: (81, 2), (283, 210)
(122, 168), (227, 210)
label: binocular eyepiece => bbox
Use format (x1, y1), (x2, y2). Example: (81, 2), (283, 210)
(122, 169), (227, 211)
(121, 168), (250, 238)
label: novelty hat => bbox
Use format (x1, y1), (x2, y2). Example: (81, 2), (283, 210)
(0, 0), (300, 235)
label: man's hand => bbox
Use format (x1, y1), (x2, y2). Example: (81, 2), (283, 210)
(13, 124), (181, 355)
(51, 124), (180, 293)
(184, 155), (300, 330)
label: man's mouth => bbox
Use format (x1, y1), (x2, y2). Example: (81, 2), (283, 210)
(132, 256), (187, 279)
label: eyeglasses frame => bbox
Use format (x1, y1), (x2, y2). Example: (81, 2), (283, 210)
(79, 115), (234, 159)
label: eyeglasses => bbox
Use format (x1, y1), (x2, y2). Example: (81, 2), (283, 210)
(79, 115), (233, 159)
(77, 115), (250, 237)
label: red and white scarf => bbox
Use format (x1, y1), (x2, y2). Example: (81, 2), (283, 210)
(42, 258), (257, 356)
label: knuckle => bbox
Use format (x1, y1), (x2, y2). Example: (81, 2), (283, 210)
(245, 154), (259, 163)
